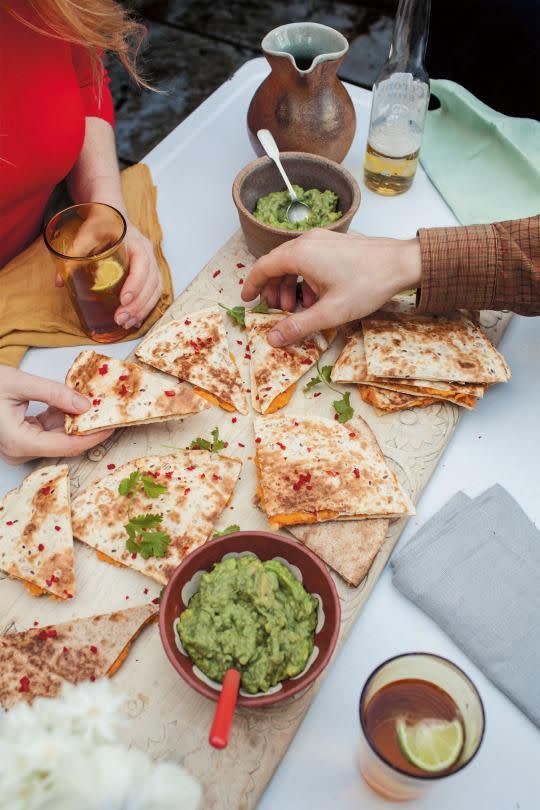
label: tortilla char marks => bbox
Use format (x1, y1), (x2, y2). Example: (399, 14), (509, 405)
(67, 351), (105, 392)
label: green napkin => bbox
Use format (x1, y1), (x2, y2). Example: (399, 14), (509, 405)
(420, 79), (540, 225)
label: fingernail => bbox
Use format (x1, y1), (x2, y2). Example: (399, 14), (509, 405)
(268, 329), (285, 347)
(72, 392), (89, 411)
(123, 318), (137, 330)
(121, 291), (134, 305)
(116, 312), (129, 325)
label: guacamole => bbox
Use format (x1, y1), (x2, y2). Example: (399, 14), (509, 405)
(253, 185), (342, 231)
(176, 555), (318, 694)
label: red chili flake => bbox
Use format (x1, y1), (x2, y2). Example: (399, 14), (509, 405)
(37, 630), (48, 641)
(244, 353), (251, 360)
(238, 278), (244, 285)
(92, 398), (101, 407)
(38, 628), (57, 641)
(306, 485), (313, 490)
(90, 675), (96, 682)
(131, 554), (137, 560)
(38, 543), (45, 551)
(334, 413), (339, 420)
(63, 647), (69, 654)
(33, 621), (39, 626)
(200, 473), (206, 479)
(90, 645), (98, 654)
(45, 575), (60, 587)
(255, 437), (261, 443)
(238, 442), (245, 448)
(313, 392), (321, 398)
(98, 364), (109, 375)
(231, 417), (237, 423)
(307, 447), (312, 453)
(184, 318), (191, 326)
(301, 358), (313, 365)
(236, 262), (245, 269)
(212, 269), (221, 278)
(107, 463), (116, 470)
(164, 471), (173, 479)
(186, 465), (195, 471)
(212, 473), (221, 481)
(125, 595), (130, 600)
(6, 521), (13, 526)
(294, 421), (300, 426)
(151, 597), (160, 605)
(325, 470), (340, 477)
(143, 588), (149, 595)
(276, 442), (286, 450)
(184, 487), (191, 495)
(40, 487), (51, 496)
(19, 676), (30, 693)
(349, 432), (356, 439)
(119, 384), (128, 397)
(190, 340), (200, 353)
(54, 525), (61, 532)
(146, 470), (159, 478)
(224, 442), (229, 448)
(164, 390), (176, 397)
(293, 472), (311, 492)
(119, 374), (129, 381)
(353, 468), (360, 479)
(236, 340), (243, 346)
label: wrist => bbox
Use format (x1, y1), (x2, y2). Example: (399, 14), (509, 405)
(396, 238), (422, 293)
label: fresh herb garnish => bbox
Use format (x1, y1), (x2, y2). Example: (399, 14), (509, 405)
(190, 427), (226, 453)
(118, 471), (168, 500)
(118, 471), (140, 497)
(141, 475), (168, 499)
(303, 361), (355, 424)
(124, 514), (171, 559)
(218, 298), (269, 328)
(213, 524), (240, 539)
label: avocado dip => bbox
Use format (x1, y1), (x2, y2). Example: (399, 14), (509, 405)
(253, 185), (342, 231)
(176, 555), (318, 694)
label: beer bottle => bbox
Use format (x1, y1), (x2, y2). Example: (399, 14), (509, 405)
(364, 0), (430, 196)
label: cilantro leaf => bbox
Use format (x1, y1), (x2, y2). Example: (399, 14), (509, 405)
(251, 298), (269, 314)
(128, 514), (164, 530)
(190, 436), (211, 451)
(141, 475), (168, 499)
(210, 427), (226, 453)
(304, 374), (322, 392)
(191, 427), (225, 454)
(333, 392), (354, 423)
(213, 524), (240, 539)
(126, 530), (171, 559)
(303, 364), (334, 392)
(219, 303), (246, 328)
(118, 471), (140, 497)
(320, 365), (334, 384)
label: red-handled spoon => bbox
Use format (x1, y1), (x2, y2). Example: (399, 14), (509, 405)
(208, 668), (241, 749)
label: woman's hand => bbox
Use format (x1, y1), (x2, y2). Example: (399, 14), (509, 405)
(241, 230), (421, 346)
(113, 223), (163, 331)
(0, 366), (113, 465)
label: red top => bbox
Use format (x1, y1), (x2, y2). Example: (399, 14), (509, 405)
(0, 2), (114, 268)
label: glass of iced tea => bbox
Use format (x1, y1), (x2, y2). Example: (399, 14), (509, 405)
(44, 202), (131, 343)
(358, 653), (485, 802)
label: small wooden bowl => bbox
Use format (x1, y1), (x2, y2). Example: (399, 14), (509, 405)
(232, 152), (361, 258)
(159, 531), (341, 708)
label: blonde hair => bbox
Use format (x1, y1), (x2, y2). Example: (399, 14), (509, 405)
(6, 0), (148, 86)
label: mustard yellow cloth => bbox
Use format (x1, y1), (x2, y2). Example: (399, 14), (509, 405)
(0, 164), (174, 367)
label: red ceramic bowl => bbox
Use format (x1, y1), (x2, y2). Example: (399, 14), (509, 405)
(159, 531), (341, 708)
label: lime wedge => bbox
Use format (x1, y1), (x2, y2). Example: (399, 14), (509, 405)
(396, 716), (464, 773)
(91, 258), (124, 292)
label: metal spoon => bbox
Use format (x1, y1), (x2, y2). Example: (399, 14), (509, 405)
(257, 129), (311, 224)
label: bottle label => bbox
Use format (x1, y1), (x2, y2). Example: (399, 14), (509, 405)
(368, 73), (429, 158)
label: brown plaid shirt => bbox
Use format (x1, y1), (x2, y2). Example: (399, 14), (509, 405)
(416, 215), (540, 315)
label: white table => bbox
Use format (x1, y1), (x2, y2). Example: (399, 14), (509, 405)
(3, 58), (539, 809)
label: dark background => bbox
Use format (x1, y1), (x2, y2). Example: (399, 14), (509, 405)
(113, 1), (539, 166)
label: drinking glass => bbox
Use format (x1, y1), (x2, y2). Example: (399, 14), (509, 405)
(358, 652), (485, 801)
(44, 202), (130, 343)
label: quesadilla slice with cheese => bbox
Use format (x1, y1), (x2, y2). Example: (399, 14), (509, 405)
(0, 465), (75, 599)
(135, 307), (249, 414)
(0, 603), (157, 708)
(254, 414), (415, 529)
(71, 451), (242, 584)
(65, 351), (209, 435)
(361, 311), (510, 384)
(245, 311), (334, 414)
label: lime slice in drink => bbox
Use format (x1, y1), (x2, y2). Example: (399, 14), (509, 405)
(91, 258), (124, 292)
(396, 716), (464, 773)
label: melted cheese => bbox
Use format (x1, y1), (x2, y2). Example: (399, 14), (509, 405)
(107, 615), (158, 677)
(264, 383), (296, 414)
(96, 550), (125, 568)
(192, 387), (236, 412)
(23, 580), (47, 597)
(322, 328), (337, 344)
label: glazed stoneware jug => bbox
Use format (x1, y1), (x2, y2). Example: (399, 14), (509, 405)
(247, 23), (356, 163)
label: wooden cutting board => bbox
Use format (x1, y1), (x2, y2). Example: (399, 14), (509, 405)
(0, 231), (512, 809)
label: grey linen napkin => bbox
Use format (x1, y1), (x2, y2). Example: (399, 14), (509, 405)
(392, 484), (540, 728)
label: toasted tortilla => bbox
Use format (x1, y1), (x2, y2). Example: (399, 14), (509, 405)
(64, 351), (209, 435)
(135, 307), (248, 414)
(332, 325), (485, 404)
(0, 603), (157, 709)
(71, 452), (242, 584)
(245, 311), (332, 414)
(0, 465), (75, 599)
(361, 311), (510, 384)
(254, 414), (415, 529)
(359, 386), (477, 414)
(290, 519), (389, 586)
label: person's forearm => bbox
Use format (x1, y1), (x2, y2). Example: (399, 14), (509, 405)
(416, 215), (540, 316)
(67, 117), (126, 216)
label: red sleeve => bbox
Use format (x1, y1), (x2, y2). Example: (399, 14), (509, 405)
(71, 46), (114, 126)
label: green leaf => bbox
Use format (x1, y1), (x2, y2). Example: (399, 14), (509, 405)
(210, 427), (226, 453)
(320, 365), (334, 384)
(190, 427), (225, 454)
(137, 531), (171, 559)
(303, 374), (322, 393)
(190, 437), (212, 451)
(251, 298), (269, 314)
(128, 513), (163, 530)
(333, 392), (354, 424)
(141, 475), (168, 499)
(213, 524), (240, 539)
(118, 471), (140, 497)
(219, 303), (246, 328)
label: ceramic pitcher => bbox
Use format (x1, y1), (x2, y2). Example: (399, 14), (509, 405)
(247, 22), (356, 163)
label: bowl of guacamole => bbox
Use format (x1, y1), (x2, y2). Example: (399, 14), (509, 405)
(232, 152), (361, 258)
(159, 531), (341, 708)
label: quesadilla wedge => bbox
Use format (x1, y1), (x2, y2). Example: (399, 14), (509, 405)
(332, 325), (485, 406)
(71, 452), (242, 584)
(359, 386), (439, 414)
(361, 311), (510, 384)
(245, 311), (334, 414)
(0, 603), (157, 709)
(254, 414), (415, 529)
(0, 465), (75, 599)
(135, 307), (249, 414)
(65, 351), (209, 435)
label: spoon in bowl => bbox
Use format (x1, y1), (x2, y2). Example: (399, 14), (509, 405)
(257, 129), (311, 225)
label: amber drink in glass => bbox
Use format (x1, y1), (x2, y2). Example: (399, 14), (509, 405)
(44, 202), (130, 343)
(358, 653), (485, 801)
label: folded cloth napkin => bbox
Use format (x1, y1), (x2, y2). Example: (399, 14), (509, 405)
(0, 163), (174, 368)
(421, 79), (540, 225)
(392, 484), (540, 728)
